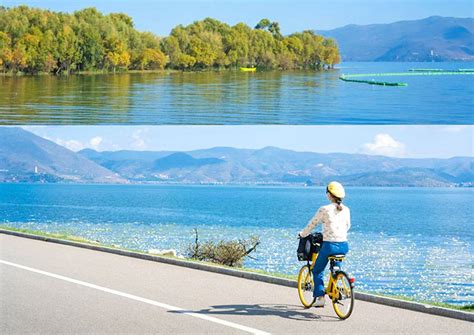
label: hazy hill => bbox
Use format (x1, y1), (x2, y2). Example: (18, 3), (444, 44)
(79, 146), (473, 187)
(152, 153), (224, 171)
(319, 16), (474, 61)
(1, 128), (471, 186)
(0, 128), (125, 183)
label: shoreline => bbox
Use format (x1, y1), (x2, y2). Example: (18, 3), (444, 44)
(0, 67), (335, 77)
(1, 182), (472, 189)
(1, 225), (472, 316)
(2, 61), (473, 77)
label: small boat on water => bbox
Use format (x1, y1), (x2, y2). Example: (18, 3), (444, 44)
(240, 67), (256, 72)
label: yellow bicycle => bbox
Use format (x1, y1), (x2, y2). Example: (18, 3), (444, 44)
(297, 240), (355, 320)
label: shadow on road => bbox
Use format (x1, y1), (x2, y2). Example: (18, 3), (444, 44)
(170, 304), (340, 322)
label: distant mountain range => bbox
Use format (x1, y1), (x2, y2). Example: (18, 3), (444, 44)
(1, 128), (472, 187)
(79, 147), (473, 187)
(0, 128), (125, 183)
(319, 16), (474, 61)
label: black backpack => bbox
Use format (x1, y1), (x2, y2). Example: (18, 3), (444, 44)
(297, 233), (323, 261)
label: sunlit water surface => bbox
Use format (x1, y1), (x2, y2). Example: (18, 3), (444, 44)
(1, 62), (473, 124)
(1, 183), (472, 305)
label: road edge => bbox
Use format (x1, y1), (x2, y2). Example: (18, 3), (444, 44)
(1, 228), (472, 322)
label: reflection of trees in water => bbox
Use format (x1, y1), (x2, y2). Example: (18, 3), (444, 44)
(0, 74), (136, 124)
(164, 70), (339, 111)
(0, 69), (342, 124)
(166, 71), (288, 108)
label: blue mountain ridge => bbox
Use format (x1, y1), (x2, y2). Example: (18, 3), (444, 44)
(1, 128), (472, 186)
(78, 147), (473, 187)
(318, 16), (474, 61)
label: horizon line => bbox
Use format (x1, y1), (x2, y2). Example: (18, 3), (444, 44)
(78, 146), (473, 161)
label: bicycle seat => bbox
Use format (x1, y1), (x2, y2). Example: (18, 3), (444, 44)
(328, 254), (345, 260)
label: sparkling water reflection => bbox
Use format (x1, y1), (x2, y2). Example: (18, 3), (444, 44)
(0, 183), (472, 305)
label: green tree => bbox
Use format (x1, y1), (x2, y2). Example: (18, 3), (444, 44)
(161, 35), (183, 68)
(224, 23), (251, 66)
(104, 37), (130, 72)
(0, 6), (340, 74)
(322, 38), (341, 68)
(255, 18), (271, 30)
(55, 25), (80, 73)
(17, 33), (41, 73)
(268, 22), (282, 40)
(0, 31), (12, 71)
(138, 48), (167, 70)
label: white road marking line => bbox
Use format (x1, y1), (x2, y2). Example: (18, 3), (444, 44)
(1, 259), (270, 335)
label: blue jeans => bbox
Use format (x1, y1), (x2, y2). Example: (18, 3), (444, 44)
(312, 241), (349, 297)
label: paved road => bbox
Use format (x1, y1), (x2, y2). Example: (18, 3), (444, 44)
(1, 234), (472, 334)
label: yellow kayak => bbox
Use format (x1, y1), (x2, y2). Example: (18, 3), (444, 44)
(240, 67), (256, 72)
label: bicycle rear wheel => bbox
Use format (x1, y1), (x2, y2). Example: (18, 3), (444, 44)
(297, 265), (315, 308)
(331, 271), (354, 319)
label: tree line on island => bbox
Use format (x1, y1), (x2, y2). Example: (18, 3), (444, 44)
(0, 6), (341, 74)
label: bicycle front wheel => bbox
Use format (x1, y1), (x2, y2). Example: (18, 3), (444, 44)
(297, 265), (315, 308)
(331, 271), (354, 319)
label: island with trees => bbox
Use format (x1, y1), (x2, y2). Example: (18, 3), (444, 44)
(0, 6), (341, 74)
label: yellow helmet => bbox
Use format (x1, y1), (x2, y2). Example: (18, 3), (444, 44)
(326, 181), (345, 199)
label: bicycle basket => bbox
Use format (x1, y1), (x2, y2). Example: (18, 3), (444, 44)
(297, 233), (322, 261)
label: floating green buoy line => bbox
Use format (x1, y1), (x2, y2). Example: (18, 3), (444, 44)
(339, 76), (408, 86)
(339, 69), (474, 86)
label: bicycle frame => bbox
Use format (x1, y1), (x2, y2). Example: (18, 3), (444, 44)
(298, 249), (355, 319)
(306, 252), (346, 300)
(308, 252), (318, 270)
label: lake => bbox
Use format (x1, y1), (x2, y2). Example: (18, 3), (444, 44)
(0, 183), (472, 305)
(1, 62), (473, 125)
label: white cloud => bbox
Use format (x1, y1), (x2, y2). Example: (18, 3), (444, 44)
(130, 128), (149, 150)
(48, 136), (103, 152)
(62, 139), (86, 152)
(89, 136), (103, 150)
(47, 137), (85, 152)
(361, 133), (406, 157)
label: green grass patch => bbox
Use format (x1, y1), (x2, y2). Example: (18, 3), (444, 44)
(0, 225), (296, 279)
(358, 290), (474, 312)
(0, 225), (94, 243)
(0, 225), (147, 254)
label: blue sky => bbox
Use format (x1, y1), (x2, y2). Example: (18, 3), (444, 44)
(3, 0), (473, 35)
(23, 126), (474, 158)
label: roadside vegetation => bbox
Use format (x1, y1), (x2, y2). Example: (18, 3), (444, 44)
(1, 225), (470, 312)
(187, 228), (260, 267)
(0, 225), (94, 244)
(371, 291), (474, 312)
(0, 6), (340, 74)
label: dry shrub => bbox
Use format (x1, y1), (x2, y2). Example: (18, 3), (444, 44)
(187, 228), (260, 267)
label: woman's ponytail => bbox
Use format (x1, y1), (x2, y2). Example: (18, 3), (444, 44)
(328, 191), (343, 212)
(326, 181), (345, 212)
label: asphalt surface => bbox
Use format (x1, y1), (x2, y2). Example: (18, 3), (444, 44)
(1, 234), (472, 334)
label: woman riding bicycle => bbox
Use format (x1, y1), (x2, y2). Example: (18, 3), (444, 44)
(298, 181), (351, 307)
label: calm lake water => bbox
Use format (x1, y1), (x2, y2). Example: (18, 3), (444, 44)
(1, 62), (473, 125)
(1, 183), (472, 305)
